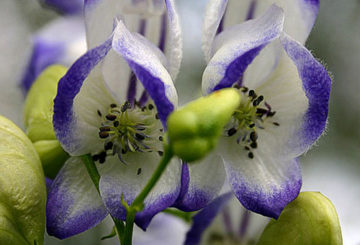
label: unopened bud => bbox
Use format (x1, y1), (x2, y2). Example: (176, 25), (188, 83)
(23, 65), (69, 177)
(167, 88), (241, 162)
(0, 115), (46, 245)
(257, 192), (342, 245)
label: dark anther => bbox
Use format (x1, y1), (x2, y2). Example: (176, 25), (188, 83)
(92, 154), (99, 161)
(141, 107), (146, 112)
(105, 141), (113, 150)
(244, 146), (250, 151)
(267, 111), (276, 117)
(273, 122), (280, 126)
(106, 114), (117, 121)
(159, 129), (164, 132)
(137, 168), (142, 175)
(121, 101), (131, 112)
(233, 84), (241, 89)
(155, 113), (159, 120)
(113, 121), (119, 127)
(249, 123), (255, 128)
(99, 131), (110, 138)
(248, 152), (254, 159)
(248, 90), (255, 97)
(241, 87), (248, 93)
(250, 131), (257, 142)
(135, 133), (145, 141)
(253, 96), (264, 106)
(159, 136), (163, 141)
(227, 128), (237, 136)
(121, 148), (127, 154)
(158, 151), (163, 156)
(97, 110), (102, 117)
(148, 104), (154, 110)
(256, 108), (268, 115)
(250, 142), (257, 149)
(99, 151), (107, 164)
(100, 126), (111, 132)
(110, 103), (117, 108)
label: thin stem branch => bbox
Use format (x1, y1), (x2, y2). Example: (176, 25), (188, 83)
(81, 154), (125, 243)
(123, 146), (174, 245)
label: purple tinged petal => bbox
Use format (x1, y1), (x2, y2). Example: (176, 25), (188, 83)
(46, 157), (108, 239)
(281, 33), (331, 152)
(112, 21), (177, 126)
(228, 158), (302, 219)
(21, 40), (64, 93)
(53, 38), (112, 153)
(184, 193), (233, 245)
(43, 0), (84, 15)
(202, 5), (285, 94)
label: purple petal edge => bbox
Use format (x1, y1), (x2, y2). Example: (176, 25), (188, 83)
(53, 39), (111, 150)
(43, 0), (83, 15)
(21, 40), (65, 93)
(212, 45), (265, 92)
(281, 34), (331, 150)
(46, 166), (108, 239)
(174, 163), (219, 212)
(231, 158), (301, 219)
(184, 193), (233, 245)
(126, 60), (175, 127)
(102, 189), (180, 230)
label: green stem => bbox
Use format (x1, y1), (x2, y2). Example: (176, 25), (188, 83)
(81, 154), (125, 243)
(163, 208), (194, 223)
(123, 146), (174, 245)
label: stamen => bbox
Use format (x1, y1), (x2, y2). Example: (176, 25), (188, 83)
(227, 128), (237, 136)
(137, 168), (142, 175)
(106, 114), (116, 121)
(248, 152), (254, 159)
(97, 110), (102, 117)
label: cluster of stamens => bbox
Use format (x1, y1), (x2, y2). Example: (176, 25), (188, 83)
(225, 85), (280, 159)
(92, 101), (163, 166)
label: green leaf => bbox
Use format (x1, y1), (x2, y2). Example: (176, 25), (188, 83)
(167, 88), (241, 162)
(257, 192), (343, 245)
(0, 116), (46, 245)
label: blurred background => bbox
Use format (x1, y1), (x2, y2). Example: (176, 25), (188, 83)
(0, 0), (359, 244)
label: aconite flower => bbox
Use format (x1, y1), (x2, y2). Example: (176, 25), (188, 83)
(174, 1), (331, 221)
(46, 0), (183, 238)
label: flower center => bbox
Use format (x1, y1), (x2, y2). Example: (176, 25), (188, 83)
(93, 101), (163, 164)
(224, 85), (280, 159)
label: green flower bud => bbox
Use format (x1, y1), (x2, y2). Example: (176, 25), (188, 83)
(23, 65), (69, 177)
(257, 192), (343, 245)
(0, 115), (46, 245)
(33, 140), (68, 179)
(167, 88), (241, 162)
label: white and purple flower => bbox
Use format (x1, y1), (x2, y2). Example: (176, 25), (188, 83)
(21, 16), (87, 93)
(46, 0), (183, 239)
(174, 0), (330, 221)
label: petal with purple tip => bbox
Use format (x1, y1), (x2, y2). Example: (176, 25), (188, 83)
(21, 17), (86, 93)
(174, 153), (226, 212)
(202, 5), (284, 94)
(184, 193), (233, 245)
(53, 39), (115, 156)
(98, 153), (181, 230)
(220, 135), (302, 219)
(112, 21), (178, 125)
(43, 0), (84, 15)
(281, 33), (331, 153)
(46, 157), (108, 239)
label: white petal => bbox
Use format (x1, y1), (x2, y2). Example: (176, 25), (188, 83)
(98, 153), (182, 229)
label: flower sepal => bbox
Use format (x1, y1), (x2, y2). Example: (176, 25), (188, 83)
(167, 88), (241, 162)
